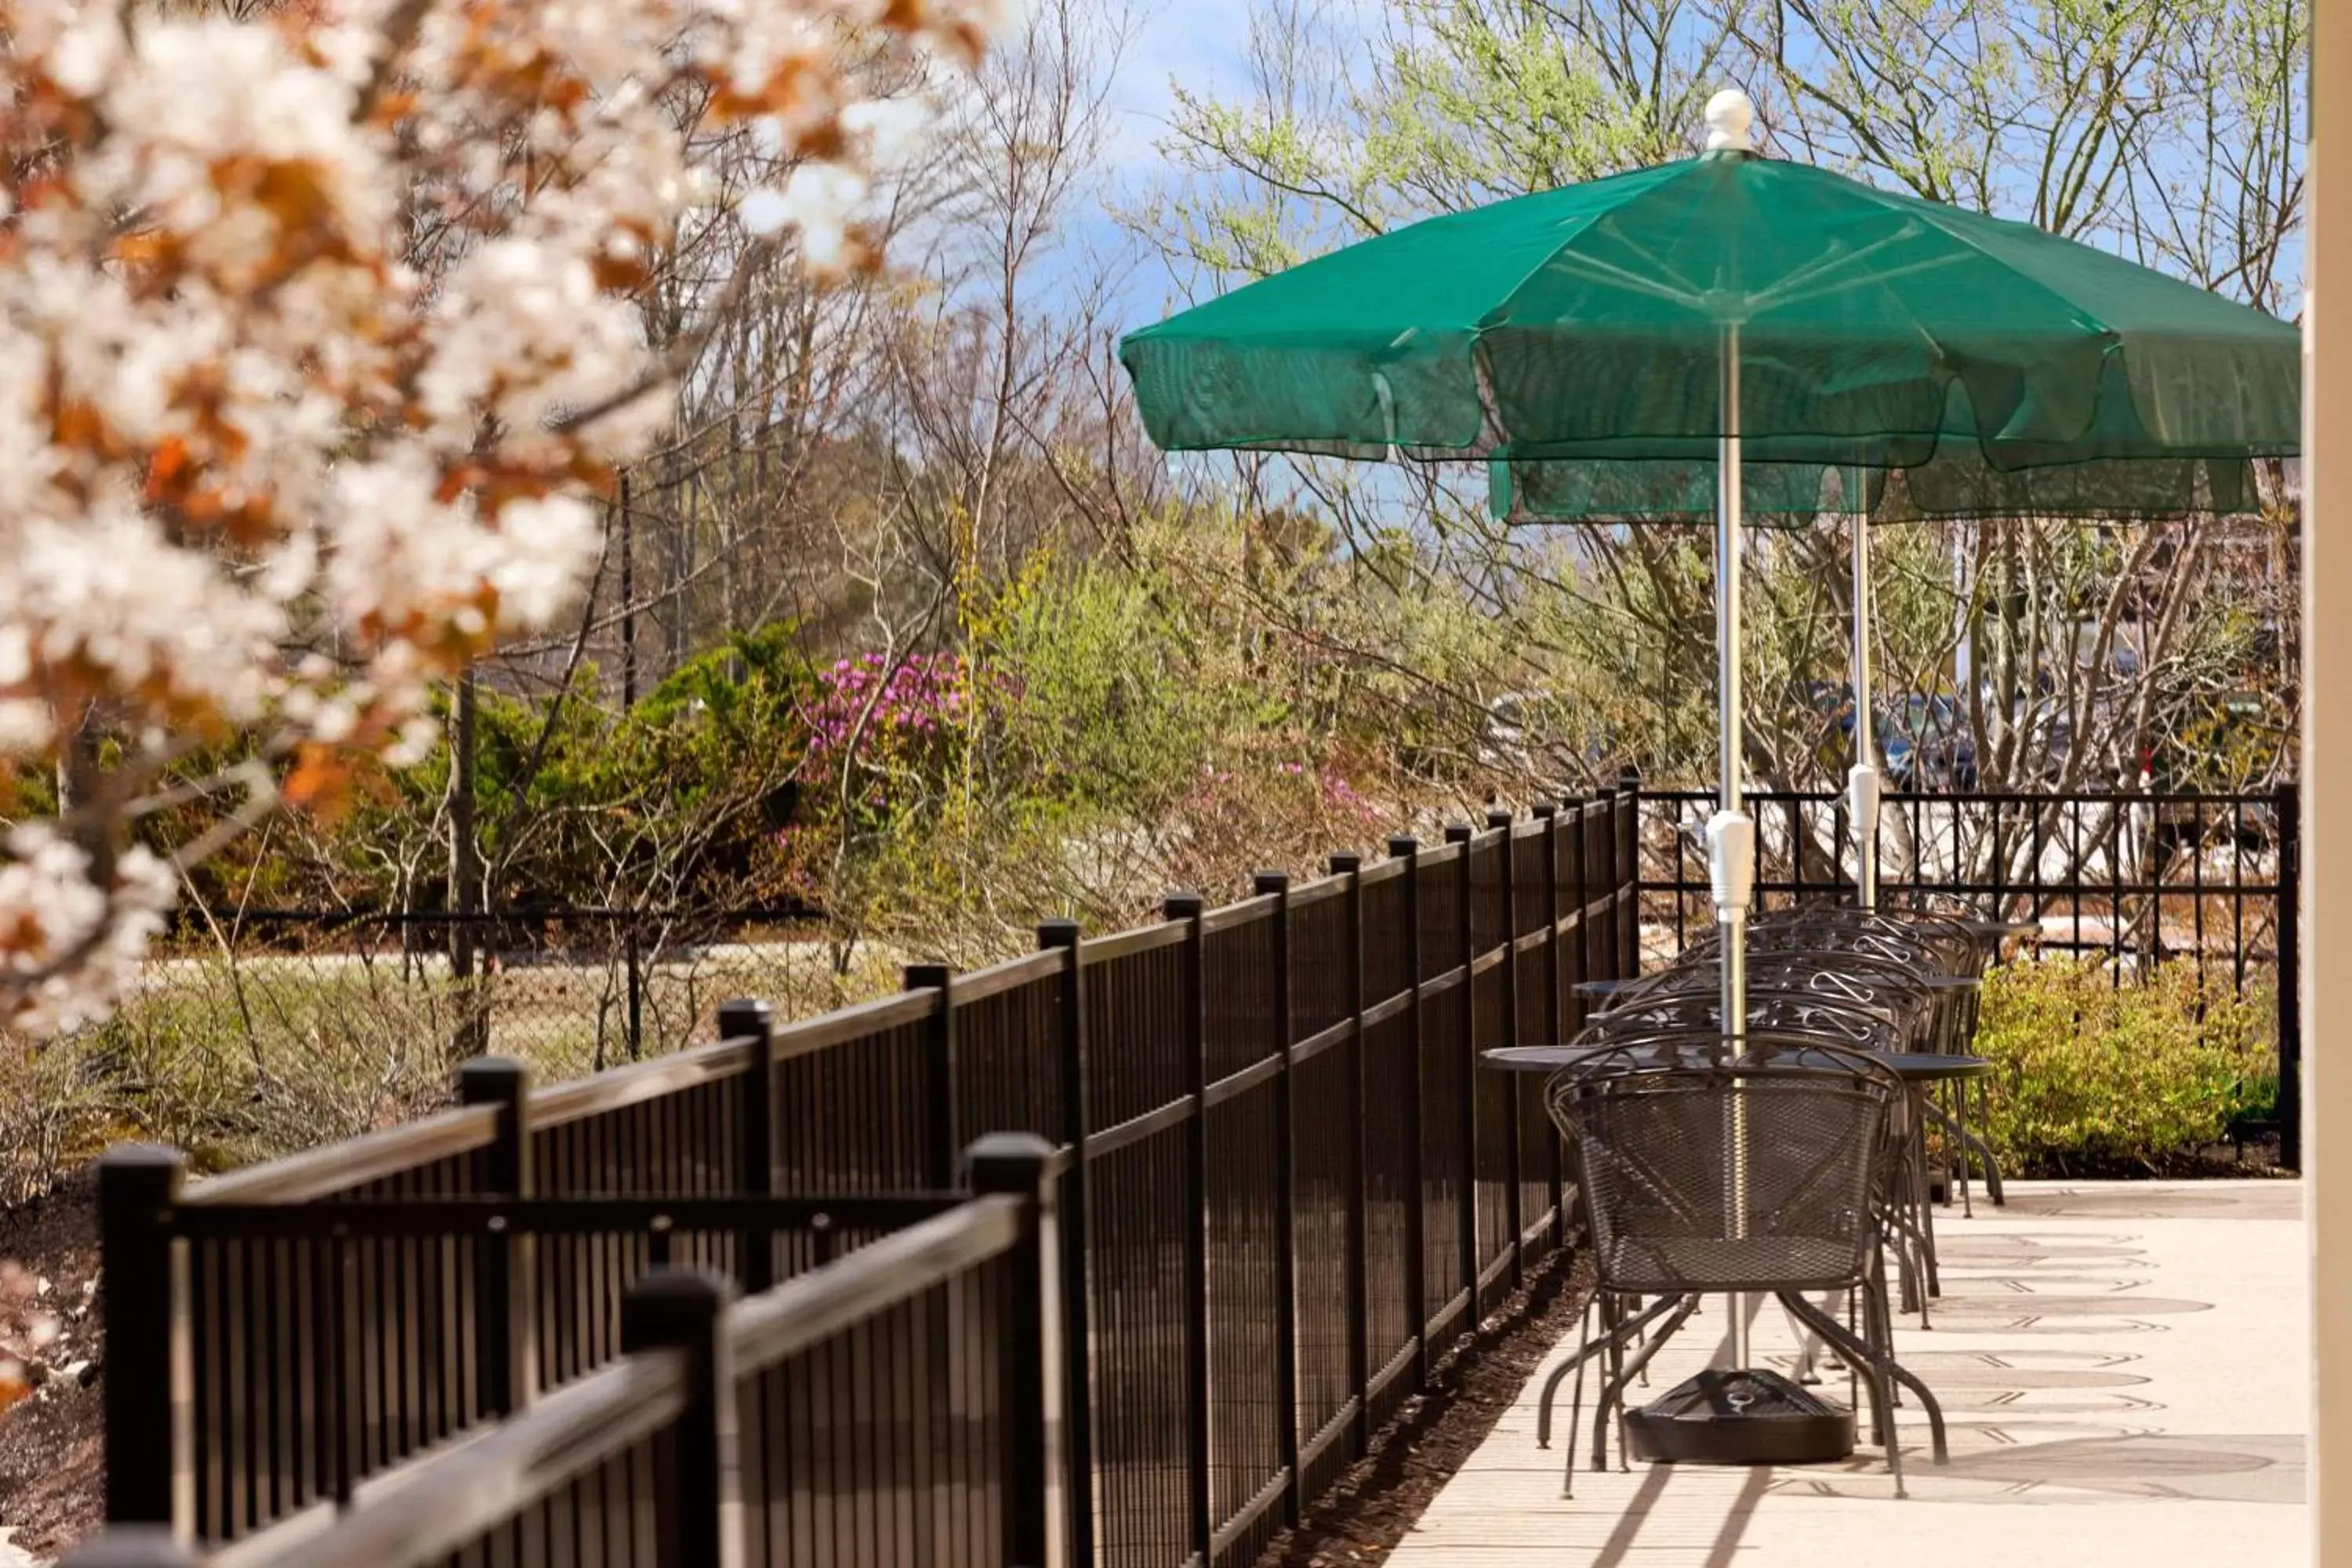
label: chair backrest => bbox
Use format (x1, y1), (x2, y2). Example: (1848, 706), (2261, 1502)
(1591, 989), (1899, 1052)
(1747, 919), (1973, 975)
(1545, 1041), (1896, 1294)
(1611, 953), (1939, 1047)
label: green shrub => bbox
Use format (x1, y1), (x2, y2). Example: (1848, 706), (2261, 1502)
(1973, 956), (2277, 1176)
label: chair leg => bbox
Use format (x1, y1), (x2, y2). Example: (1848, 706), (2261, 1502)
(1791, 1276), (1951, 1479)
(1867, 1279), (1949, 1465)
(1536, 1291), (1686, 1450)
(1967, 1113), (2006, 1207)
(1781, 1291), (1893, 1451)
(1591, 1294), (1700, 1474)
(1564, 1295), (1595, 1497)
(1949, 1081), (1976, 1218)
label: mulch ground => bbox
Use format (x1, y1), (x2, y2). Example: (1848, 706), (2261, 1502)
(1250, 1253), (1595, 1568)
(0, 1169), (103, 1559)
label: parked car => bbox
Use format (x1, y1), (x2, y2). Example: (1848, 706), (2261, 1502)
(1877, 695), (1978, 792)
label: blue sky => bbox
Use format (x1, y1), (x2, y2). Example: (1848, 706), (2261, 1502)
(1108, 2), (1256, 176)
(1059, 0), (1263, 332)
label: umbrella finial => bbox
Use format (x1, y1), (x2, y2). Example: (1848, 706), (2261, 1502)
(1704, 89), (1755, 153)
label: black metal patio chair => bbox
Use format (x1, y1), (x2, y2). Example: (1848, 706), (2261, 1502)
(1532, 1036), (1949, 1496)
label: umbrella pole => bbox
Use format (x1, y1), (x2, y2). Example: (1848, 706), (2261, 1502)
(1710, 324), (1756, 1372)
(1850, 481), (1881, 908)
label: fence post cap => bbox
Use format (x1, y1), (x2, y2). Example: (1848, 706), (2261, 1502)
(1327, 851), (1363, 874)
(1037, 917), (1082, 948)
(1486, 809), (1513, 829)
(1444, 822), (1475, 844)
(1532, 801), (1558, 819)
(1252, 869), (1290, 895)
(903, 962), (954, 989)
(456, 1056), (531, 1101)
(97, 1144), (187, 1179)
(620, 1267), (735, 1352)
(965, 1132), (1058, 1196)
(1163, 891), (1205, 918)
(1385, 836), (1420, 858)
(717, 997), (773, 1034)
(57, 1529), (201, 1567)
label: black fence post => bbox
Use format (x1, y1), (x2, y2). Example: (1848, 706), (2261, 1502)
(1253, 869), (1304, 1526)
(1164, 891), (1214, 1565)
(967, 1132), (1067, 1568)
(622, 1269), (739, 1568)
(96, 1146), (187, 1533)
(2278, 781), (2303, 1172)
(1328, 852), (1372, 1458)
(907, 964), (959, 1189)
(1388, 837), (1428, 1390)
(1036, 918), (1095, 1566)
(1444, 824), (1479, 1318)
(57, 1530), (203, 1567)
(720, 1000), (776, 1292)
(457, 1057), (536, 1416)
(1617, 770), (1643, 978)
(625, 924), (646, 1062)
(1533, 804), (1566, 1233)
(1486, 811), (1526, 1287)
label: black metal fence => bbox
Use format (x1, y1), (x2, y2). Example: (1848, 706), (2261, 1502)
(78, 793), (1642, 1566)
(1635, 780), (2299, 1164)
(80, 1131), (1062, 1568)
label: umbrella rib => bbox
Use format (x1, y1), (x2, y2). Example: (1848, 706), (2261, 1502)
(1833, 182), (2123, 338)
(1759, 251), (1977, 315)
(1744, 224), (1958, 310)
(1526, 250), (1705, 310)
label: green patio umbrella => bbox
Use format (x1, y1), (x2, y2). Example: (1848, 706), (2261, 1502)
(1120, 82), (2296, 974)
(1119, 89), (2299, 1379)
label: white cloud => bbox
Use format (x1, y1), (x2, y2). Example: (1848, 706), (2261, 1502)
(1103, 0), (1256, 175)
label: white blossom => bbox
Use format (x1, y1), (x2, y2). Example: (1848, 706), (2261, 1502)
(0, 0), (1013, 1032)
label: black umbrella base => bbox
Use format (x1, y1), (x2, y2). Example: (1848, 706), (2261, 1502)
(1624, 1369), (1857, 1465)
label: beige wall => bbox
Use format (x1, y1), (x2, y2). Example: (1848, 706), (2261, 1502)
(2314, 0), (2347, 1555)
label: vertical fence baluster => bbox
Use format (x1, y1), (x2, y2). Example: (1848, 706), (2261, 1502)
(1253, 869), (1304, 1526)
(1387, 838), (1428, 1392)
(721, 1001), (776, 1294)
(1328, 853), (1372, 1459)
(622, 1270), (738, 1568)
(967, 1134), (1066, 1568)
(1165, 891), (1214, 1564)
(98, 1147), (190, 1534)
(457, 1058), (536, 1418)
(1037, 918), (1095, 1563)
(907, 965), (959, 1189)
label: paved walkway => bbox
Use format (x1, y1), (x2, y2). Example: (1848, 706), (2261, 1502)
(1390, 1181), (2306, 1566)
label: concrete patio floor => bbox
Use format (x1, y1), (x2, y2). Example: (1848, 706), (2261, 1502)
(1388, 1181), (2306, 1566)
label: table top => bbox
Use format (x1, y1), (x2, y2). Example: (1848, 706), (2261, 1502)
(1481, 1045), (1994, 1083)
